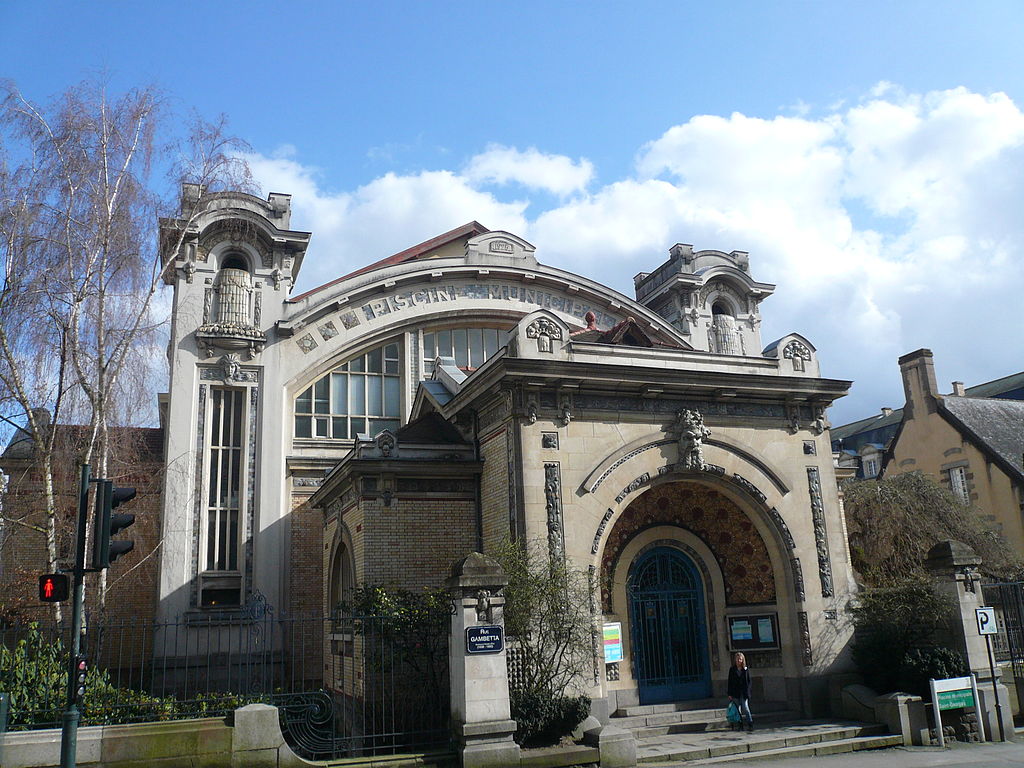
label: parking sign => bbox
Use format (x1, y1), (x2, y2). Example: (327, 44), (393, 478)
(976, 606), (997, 635)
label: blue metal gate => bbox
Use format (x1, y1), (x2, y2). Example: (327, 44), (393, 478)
(628, 547), (711, 703)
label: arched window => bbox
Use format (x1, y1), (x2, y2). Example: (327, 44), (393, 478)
(213, 253), (254, 327)
(710, 300), (741, 355)
(330, 542), (355, 610)
(295, 342), (401, 439)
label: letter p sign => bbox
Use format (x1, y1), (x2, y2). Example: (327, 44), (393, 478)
(976, 606), (998, 635)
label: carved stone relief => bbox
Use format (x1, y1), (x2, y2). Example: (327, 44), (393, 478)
(199, 355), (258, 383)
(673, 409), (711, 471)
(544, 463), (564, 560)
(807, 467), (834, 598)
(799, 611), (813, 666)
(591, 508), (615, 555)
(318, 321), (339, 341)
(542, 432), (559, 449)
(767, 507), (796, 550)
(376, 430), (397, 458)
(614, 472), (651, 504)
(791, 557), (805, 602)
(526, 317), (563, 353)
(297, 333), (318, 354)
(784, 340), (812, 372)
(732, 474), (767, 503)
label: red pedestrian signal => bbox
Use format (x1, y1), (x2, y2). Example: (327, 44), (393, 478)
(39, 573), (69, 602)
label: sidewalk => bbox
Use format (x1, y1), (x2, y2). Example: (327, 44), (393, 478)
(638, 720), (1024, 767)
(667, 740), (1024, 767)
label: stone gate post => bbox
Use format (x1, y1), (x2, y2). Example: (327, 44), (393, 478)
(926, 540), (1014, 741)
(448, 552), (520, 768)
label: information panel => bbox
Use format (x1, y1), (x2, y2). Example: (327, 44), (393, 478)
(603, 622), (623, 664)
(728, 614), (779, 651)
(466, 625), (504, 655)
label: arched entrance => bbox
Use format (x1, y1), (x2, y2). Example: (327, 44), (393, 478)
(628, 546), (711, 703)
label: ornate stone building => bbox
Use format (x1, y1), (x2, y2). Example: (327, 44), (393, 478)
(158, 187), (856, 718)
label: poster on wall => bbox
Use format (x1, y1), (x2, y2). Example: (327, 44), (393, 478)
(728, 614), (779, 650)
(603, 622), (623, 663)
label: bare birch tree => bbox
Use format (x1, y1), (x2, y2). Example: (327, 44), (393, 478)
(0, 77), (255, 616)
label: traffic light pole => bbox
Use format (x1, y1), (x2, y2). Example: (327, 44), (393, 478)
(59, 463), (90, 768)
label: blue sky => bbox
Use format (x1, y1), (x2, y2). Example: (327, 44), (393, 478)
(4, 2), (1024, 424)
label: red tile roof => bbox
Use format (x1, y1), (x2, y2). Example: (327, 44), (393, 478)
(290, 221), (490, 303)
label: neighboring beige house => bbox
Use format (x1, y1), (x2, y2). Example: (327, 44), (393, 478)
(881, 349), (1024, 550)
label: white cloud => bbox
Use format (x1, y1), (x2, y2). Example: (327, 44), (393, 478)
(247, 85), (1024, 423)
(464, 144), (594, 197)
(244, 154), (529, 290)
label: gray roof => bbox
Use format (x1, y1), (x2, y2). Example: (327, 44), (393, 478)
(832, 368), (1024, 444)
(940, 396), (1024, 482)
(831, 409), (904, 442)
(419, 379), (454, 406)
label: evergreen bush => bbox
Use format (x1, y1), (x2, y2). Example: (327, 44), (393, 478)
(849, 578), (954, 693)
(510, 690), (591, 746)
(898, 646), (968, 697)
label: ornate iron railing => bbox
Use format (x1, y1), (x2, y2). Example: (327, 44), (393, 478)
(0, 598), (451, 759)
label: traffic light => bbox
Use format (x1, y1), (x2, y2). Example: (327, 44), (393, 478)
(91, 479), (137, 569)
(39, 573), (69, 602)
(73, 656), (88, 704)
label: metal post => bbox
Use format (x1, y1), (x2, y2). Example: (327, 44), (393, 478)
(0, 690), (9, 766)
(970, 672), (986, 742)
(986, 635), (1006, 741)
(59, 464), (90, 768)
(929, 678), (945, 748)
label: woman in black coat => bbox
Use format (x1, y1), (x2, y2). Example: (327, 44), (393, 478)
(727, 652), (754, 732)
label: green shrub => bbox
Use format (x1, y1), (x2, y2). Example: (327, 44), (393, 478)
(510, 690), (591, 747)
(493, 538), (595, 746)
(0, 623), (262, 728)
(898, 647), (968, 697)
(849, 577), (951, 693)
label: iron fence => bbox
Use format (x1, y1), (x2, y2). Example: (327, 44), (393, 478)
(0, 605), (451, 759)
(982, 581), (1024, 714)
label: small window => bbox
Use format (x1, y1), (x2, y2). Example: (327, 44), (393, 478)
(864, 458), (879, 478)
(949, 466), (970, 503)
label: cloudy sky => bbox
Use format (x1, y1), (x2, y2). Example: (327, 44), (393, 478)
(4, 1), (1023, 425)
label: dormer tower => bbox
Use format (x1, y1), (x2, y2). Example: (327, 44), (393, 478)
(633, 244), (775, 354)
(157, 187), (310, 614)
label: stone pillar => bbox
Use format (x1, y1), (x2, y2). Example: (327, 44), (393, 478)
(925, 540), (1014, 741)
(448, 552), (520, 768)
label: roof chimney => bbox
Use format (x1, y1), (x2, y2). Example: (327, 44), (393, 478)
(897, 349), (939, 420)
(951, 381), (965, 397)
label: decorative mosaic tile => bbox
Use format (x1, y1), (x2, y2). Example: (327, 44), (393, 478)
(601, 482), (776, 610)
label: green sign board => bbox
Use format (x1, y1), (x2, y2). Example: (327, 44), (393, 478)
(936, 688), (974, 710)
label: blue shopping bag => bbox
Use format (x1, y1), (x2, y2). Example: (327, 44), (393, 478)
(726, 701), (741, 723)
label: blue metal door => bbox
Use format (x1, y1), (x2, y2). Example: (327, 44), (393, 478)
(628, 547), (711, 703)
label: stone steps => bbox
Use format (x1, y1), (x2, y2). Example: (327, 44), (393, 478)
(610, 702), (798, 738)
(636, 722), (900, 764)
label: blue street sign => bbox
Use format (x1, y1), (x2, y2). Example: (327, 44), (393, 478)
(466, 625), (504, 654)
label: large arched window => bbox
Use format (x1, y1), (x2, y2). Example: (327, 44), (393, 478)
(295, 342), (401, 439)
